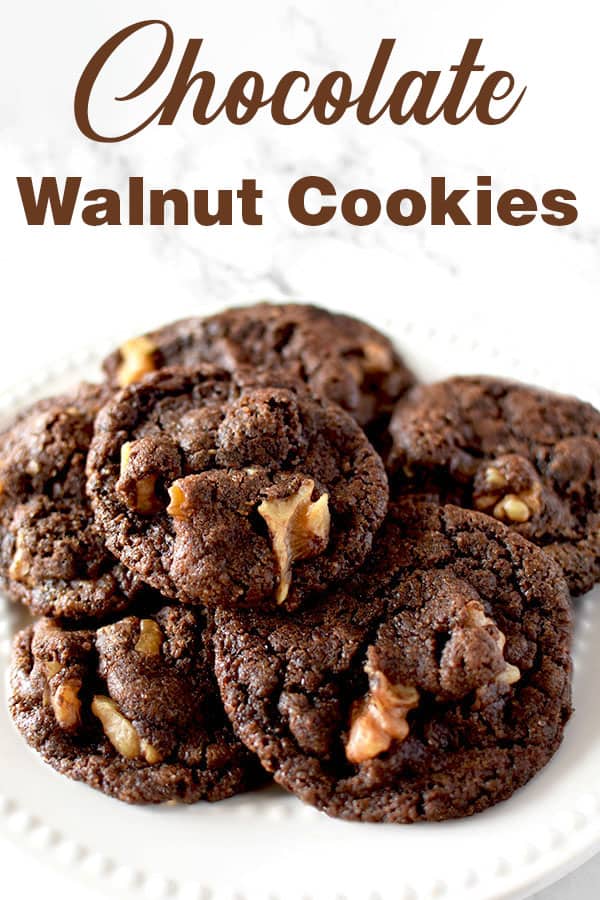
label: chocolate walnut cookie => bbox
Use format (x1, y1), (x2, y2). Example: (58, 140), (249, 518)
(102, 303), (415, 431)
(9, 605), (264, 803)
(87, 366), (388, 610)
(0, 384), (145, 619)
(388, 376), (600, 595)
(213, 499), (572, 823)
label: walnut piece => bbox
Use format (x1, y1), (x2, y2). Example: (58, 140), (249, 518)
(119, 441), (132, 475)
(51, 678), (82, 731)
(345, 662), (419, 765)
(140, 739), (163, 765)
(345, 342), (394, 385)
(134, 619), (163, 656)
(166, 482), (189, 518)
(132, 476), (158, 514)
(116, 336), (157, 387)
(258, 478), (330, 605)
(491, 494), (531, 523)
(119, 441), (159, 514)
(44, 660), (62, 679)
(91, 695), (163, 764)
(484, 466), (508, 490)
(463, 601), (521, 686)
(362, 340), (394, 373)
(9, 531), (30, 582)
(474, 465), (542, 524)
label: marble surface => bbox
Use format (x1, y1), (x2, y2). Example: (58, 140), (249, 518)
(1, 0), (599, 382)
(1, 2), (599, 897)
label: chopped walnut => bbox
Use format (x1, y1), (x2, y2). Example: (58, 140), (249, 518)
(143, 479), (162, 512)
(484, 466), (508, 490)
(91, 695), (163, 764)
(92, 695), (139, 758)
(463, 601), (521, 686)
(474, 460), (542, 524)
(362, 341), (394, 374)
(118, 441), (159, 514)
(345, 342), (394, 385)
(166, 482), (189, 518)
(134, 619), (163, 656)
(140, 739), (163, 765)
(9, 532), (30, 583)
(50, 678), (82, 731)
(258, 478), (330, 604)
(132, 475), (158, 514)
(491, 494), (532, 523)
(119, 441), (132, 475)
(345, 662), (419, 765)
(116, 336), (157, 387)
(44, 660), (62, 679)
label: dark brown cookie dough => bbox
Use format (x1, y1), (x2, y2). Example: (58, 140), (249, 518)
(87, 366), (388, 610)
(388, 376), (600, 596)
(102, 303), (415, 430)
(9, 605), (264, 804)
(213, 499), (572, 823)
(0, 385), (144, 619)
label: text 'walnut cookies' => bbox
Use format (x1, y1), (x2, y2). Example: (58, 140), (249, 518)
(213, 499), (572, 823)
(102, 302), (415, 431)
(0, 384), (145, 619)
(388, 376), (600, 596)
(9, 605), (264, 803)
(86, 366), (388, 610)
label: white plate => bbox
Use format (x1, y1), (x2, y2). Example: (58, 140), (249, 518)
(1, 312), (600, 900)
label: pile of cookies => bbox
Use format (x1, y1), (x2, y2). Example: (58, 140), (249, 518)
(4, 302), (594, 822)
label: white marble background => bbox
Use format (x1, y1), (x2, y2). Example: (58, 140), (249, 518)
(1, 1), (599, 897)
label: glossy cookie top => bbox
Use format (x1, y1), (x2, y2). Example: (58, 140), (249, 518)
(213, 498), (572, 823)
(389, 375), (600, 595)
(87, 366), (388, 610)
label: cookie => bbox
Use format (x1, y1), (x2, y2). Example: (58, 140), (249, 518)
(102, 303), (415, 431)
(87, 366), (388, 610)
(213, 499), (572, 823)
(388, 376), (600, 595)
(9, 605), (264, 804)
(0, 384), (144, 619)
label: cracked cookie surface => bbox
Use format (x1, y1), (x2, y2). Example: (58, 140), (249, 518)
(87, 366), (388, 610)
(389, 376), (600, 595)
(213, 498), (572, 823)
(0, 384), (145, 619)
(102, 303), (415, 431)
(9, 605), (264, 803)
